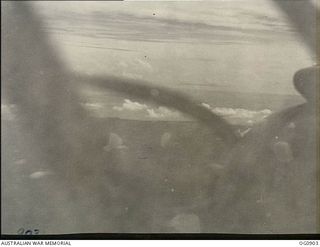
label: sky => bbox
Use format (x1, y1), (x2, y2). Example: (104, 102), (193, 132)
(32, 0), (315, 95)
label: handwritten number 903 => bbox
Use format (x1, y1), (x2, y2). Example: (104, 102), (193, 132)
(17, 228), (39, 235)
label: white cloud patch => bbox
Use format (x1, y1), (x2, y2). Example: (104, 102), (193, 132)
(29, 170), (54, 179)
(201, 102), (272, 125)
(201, 103), (211, 110)
(112, 100), (272, 124)
(113, 99), (180, 120)
(113, 99), (148, 112)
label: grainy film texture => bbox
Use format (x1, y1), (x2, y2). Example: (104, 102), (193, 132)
(1, 0), (319, 234)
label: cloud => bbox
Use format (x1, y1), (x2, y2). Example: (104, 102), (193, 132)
(112, 100), (272, 123)
(65, 44), (136, 52)
(29, 170), (54, 179)
(237, 10), (293, 32)
(146, 107), (180, 119)
(201, 102), (211, 110)
(201, 102), (272, 125)
(37, 2), (295, 45)
(113, 99), (148, 111)
(113, 99), (180, 119)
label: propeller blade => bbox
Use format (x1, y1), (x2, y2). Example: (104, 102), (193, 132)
(271, 0), (318, 59)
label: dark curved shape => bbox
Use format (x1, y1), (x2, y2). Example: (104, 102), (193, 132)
(272, 0), (318, 58)
(74, 74), (239, 145)
(293, 65), (320, 104)
(3, 1), (238, 148)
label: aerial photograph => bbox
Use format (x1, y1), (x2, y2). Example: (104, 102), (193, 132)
(1, 0), (318, 236)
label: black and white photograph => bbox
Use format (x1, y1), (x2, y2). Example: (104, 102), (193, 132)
(1, 0), (319, 239)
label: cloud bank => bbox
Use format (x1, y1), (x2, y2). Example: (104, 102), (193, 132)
(111, 99), (272, 125)
(201, 102), (272, 125)
(113, 99), (180, 119)
(113, 99), (148, 111)
(35, 1), (295, 45)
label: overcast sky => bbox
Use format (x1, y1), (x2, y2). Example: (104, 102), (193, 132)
(32, 0), (315, 95)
